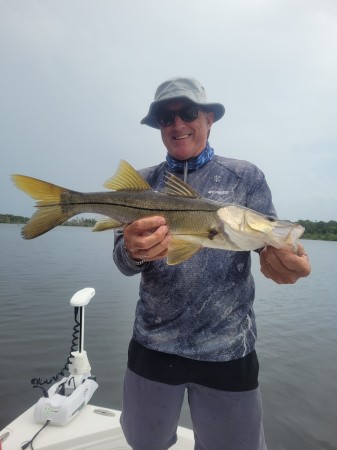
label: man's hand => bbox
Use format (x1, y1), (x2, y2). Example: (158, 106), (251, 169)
(123, 216), (171, 262)
(260, 243), (311, 284)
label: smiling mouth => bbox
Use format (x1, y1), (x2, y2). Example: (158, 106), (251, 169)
(173, 134), (191, 140)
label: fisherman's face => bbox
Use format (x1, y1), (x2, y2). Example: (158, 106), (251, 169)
(158, 101), (214, 161)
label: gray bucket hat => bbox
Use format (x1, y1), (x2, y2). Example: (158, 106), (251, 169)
(141, 77), (225, 129)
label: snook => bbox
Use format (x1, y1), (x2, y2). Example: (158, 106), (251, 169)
(12, 160), (304, 265)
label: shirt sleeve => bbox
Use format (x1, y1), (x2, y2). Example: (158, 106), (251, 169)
(244, 166), (278, 254)
(113, 229), (149, 276)
(246, 166), (277, 219)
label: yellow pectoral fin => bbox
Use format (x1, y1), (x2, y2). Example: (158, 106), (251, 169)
(92, 217), (124, 232)
(167, 238), (202, 265)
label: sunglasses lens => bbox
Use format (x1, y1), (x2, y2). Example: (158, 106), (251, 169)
(156, 111), (174, 126)
(156, 105), (200, 126)
(180, 105), (199, 122)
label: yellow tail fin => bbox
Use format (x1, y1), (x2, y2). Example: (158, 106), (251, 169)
(11, 174), (74, 239)
(12, 174), (65, 206)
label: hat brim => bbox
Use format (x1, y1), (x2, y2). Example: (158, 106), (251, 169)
(141, 97), (225, 129)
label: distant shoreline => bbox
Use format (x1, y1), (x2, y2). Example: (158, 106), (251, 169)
(1, 214), (337, 241)
(0, 214), (96, 228)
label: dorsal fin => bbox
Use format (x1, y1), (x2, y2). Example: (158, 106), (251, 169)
(162, 173), (201, 198)
(103, 160), (152, 191)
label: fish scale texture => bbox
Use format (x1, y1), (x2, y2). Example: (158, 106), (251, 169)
(113, 155), (276, 362)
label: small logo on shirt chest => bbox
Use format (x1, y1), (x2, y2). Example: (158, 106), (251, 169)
(208, 175), (229, 196)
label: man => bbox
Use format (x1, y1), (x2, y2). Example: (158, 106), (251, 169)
(113, 77), (311, 450)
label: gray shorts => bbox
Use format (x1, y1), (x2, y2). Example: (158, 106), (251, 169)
(121, 368), (267, 450)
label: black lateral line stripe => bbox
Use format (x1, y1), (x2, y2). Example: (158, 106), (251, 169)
(39, 201), (215, 213)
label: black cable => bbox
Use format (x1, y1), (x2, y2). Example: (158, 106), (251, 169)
(31, 307), (80, 388)
(21, 420), (51, 449)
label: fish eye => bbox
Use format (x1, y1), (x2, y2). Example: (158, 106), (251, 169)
(267, 217), (276, 222)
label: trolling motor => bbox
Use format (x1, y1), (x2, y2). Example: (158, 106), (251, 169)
(33, 288), (98, 426)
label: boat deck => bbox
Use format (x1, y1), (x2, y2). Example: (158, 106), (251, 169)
(0, 404), (194, 450)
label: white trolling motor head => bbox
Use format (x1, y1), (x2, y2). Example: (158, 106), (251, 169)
(70, 287), (95, 307)
(33, 288), (98, 426)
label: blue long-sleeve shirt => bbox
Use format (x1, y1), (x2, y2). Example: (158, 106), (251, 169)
(113, 154), (276, 362)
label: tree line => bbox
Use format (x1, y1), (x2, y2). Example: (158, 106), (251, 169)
(1, 214), (336, 241)
(297, 220), (337, 241)
(0, 214), (96, 228)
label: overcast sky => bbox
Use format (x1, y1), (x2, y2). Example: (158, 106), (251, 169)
(1, 0), (336, 222)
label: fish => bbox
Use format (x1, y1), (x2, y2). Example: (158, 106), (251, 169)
(11, 160), (304, 265)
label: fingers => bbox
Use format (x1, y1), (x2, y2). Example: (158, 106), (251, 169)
(125, 216), (166, 237)
(123, 216), (171, 262)
(260, 245), (311, 284)
(131, 231), (171, 261)
(260, 248), (287, 284)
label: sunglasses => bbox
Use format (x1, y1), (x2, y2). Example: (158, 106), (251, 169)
(156, 105), (204, 127)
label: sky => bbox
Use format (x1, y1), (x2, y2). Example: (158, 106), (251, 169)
(1, 0), (336, 222)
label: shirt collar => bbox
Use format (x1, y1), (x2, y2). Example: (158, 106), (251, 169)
(166, 142), (214, 174)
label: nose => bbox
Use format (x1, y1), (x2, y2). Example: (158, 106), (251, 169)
(171, 114), (186, 128)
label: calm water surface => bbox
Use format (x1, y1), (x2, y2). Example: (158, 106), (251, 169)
(0, 224), (336, 449)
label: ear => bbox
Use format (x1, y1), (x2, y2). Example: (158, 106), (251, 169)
(206, 111), (215, 127)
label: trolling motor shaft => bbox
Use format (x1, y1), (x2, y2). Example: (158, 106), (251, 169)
(68, 287), (95, 381)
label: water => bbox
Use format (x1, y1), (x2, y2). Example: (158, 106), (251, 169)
(0, 224), (336, 449)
